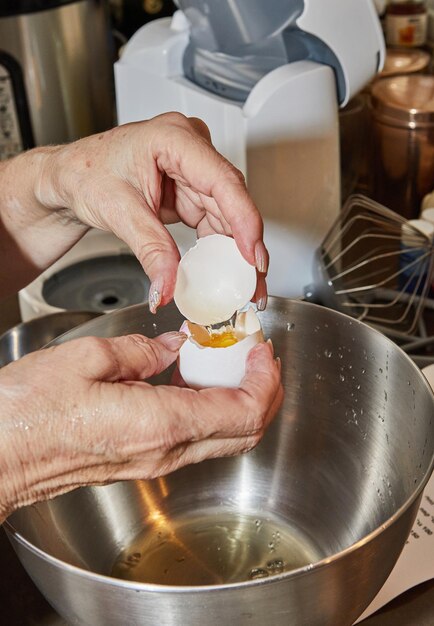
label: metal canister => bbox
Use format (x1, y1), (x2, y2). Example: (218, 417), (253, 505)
(0, 0), (115, 158)
(370, 74), (434, 219)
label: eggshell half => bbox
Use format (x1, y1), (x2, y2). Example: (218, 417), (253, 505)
(178, 309), (264, 389)
(174, 234), (257, 326)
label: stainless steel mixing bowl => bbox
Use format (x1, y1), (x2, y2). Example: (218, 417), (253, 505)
(5, 298), (434, 626)
(0, 310), (101, 367)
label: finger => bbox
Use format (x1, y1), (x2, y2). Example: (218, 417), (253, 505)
(106, 383), (281, 482)
(208, 174), (265, 269)
(150, 341), (281, 444)
(198, 212), (228, 236)
(153, 121), (266, 271)
(103, 185), (181, 311)
(253, 274), (268, 311)
(203, 208), (232, 236)
(198, 193), (233, 233)
(169, 183), (222, 231)
(239, 341), (280, 410)
(187, 116), (212, 142)
(196, 218), (215, 238)
(178, 176), (269, 276)
(137, 350), (282, 475)
(170, 366), (188, 387)
(201, 341), (281, 439)
(160, 174), (206, 227)
(159, 175), (178, 223)
(162, 375), (283, 473)
(72, 332), (187, 382)
(162, 184), (206, 228)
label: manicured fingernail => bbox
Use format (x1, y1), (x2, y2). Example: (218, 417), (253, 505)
(255, 240), (269, 275)
(257, 293), (268, 311)
(275, 356), (281, 372)
(149, 277), (163, 314)
(159, 331), (187, 350)
(267, 338), (274, 356)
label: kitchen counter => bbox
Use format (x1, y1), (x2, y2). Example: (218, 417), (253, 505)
(1, 295), (434, 625)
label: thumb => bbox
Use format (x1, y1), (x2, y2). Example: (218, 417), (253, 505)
(70, 332), (187, 382)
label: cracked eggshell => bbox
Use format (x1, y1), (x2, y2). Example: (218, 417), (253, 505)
(178, 308), (264, 389)
(174, 234), (257, 326)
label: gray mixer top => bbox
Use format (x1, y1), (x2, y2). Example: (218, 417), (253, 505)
(174, 0), (344, 102)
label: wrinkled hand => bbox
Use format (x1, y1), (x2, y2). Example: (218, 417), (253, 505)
(0, 332), (282, 522)
(33, 114), (268, 309)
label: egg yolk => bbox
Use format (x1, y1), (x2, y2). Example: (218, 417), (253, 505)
(202, 330), (238, 348)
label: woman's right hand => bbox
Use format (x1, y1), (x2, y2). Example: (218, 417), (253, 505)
(0, 114), (268, 308)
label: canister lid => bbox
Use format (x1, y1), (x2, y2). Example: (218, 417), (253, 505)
(371, 75), (434, 127)
(379, 49), (431, 78)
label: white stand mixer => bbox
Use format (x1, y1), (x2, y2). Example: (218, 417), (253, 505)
(115, 0), (385, 297)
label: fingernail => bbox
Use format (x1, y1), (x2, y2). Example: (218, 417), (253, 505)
(255, 275), (268, 312)
(149, 277), (164, 314)
(266, 338), (274, 356)
(159, 331), (187, 350)
(275, 356), (281, 372)
(255, 240), (269, 275)
(257, 293), (268, 311)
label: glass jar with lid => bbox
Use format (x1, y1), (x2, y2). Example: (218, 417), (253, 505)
(386, 0), (428, 47)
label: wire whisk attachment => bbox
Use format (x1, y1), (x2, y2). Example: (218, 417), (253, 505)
(305, 194), (434, 335)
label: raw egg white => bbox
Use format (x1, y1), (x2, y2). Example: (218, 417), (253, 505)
(173, 234), (264, 389)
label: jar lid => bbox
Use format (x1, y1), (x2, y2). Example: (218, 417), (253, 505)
(371, 75), (434, 127)
(380, 48), (431, 78)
